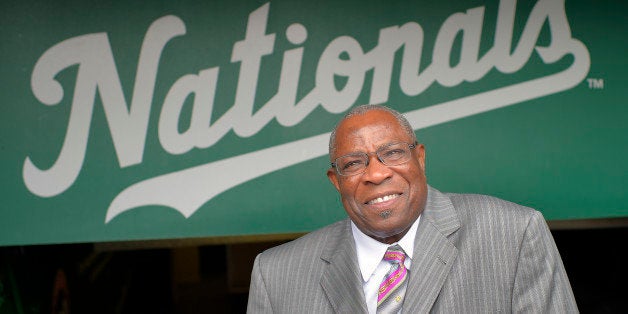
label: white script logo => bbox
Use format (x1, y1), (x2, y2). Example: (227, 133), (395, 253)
(24, 0), (590, 222)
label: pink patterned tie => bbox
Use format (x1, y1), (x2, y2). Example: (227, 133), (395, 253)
(377, 245), (408, 313)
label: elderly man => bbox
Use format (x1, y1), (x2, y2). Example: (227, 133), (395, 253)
(247, 105), (577, 313)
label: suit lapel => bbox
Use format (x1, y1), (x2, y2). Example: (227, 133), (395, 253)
(403, 186), (461, 312)
(320, 220), (368, 313)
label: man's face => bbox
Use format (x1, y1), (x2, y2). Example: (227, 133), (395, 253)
(327, 110), (427, 244)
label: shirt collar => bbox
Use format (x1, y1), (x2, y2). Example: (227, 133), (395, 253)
(351, 215), (420, 282)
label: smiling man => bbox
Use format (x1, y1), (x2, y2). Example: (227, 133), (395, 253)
(326, 105), (426, 245)
(247, 105), (577, 313)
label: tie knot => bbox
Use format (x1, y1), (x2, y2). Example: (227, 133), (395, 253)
(383, 244), (406, 264)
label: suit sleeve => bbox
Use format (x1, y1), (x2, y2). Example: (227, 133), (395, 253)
(512, 211), (579, 312)
(247, 253), (274, 314)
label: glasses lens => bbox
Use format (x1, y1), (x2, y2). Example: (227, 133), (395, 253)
(378, 142), (411, 166)
(333, 142), (415, 176)
(336, 153), (367, 176)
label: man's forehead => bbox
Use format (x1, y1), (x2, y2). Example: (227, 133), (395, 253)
(335, 112), (407, 148)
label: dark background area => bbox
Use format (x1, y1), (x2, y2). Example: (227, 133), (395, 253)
(1, 226), (626, 314)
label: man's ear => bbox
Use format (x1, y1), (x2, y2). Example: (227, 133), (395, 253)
(415, 143), (426, 171)
(327, 168), (341, 192)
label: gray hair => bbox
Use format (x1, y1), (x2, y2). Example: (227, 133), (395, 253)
(328, 105), (417, 159)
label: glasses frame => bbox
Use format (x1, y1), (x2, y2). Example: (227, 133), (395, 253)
(331, 141), (418, 176)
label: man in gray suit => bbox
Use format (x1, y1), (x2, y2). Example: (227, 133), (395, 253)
(247, 105), (578, 313)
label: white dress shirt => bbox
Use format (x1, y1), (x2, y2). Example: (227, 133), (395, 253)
(351, 216), (420, 314)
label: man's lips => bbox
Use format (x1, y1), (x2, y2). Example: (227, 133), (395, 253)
(366, 193), (401, 205)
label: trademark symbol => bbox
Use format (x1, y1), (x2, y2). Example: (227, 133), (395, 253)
(586, 78), (604, 89)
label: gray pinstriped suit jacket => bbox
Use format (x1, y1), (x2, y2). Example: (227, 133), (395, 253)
(247, 186), (578, 313)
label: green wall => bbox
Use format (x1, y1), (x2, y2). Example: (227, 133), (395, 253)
(1, 0), (626, 245)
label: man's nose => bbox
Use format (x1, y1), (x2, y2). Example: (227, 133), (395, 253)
(362, 155), (393, 184)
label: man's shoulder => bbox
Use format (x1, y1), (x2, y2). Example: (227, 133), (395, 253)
(257, 219), (348, 262)
(442, 190), (542, 226)
(446, 191), (530, 209)
(447, 191), (534, 211)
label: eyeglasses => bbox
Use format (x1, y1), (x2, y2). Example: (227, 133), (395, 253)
(331, 142), (417, 176)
